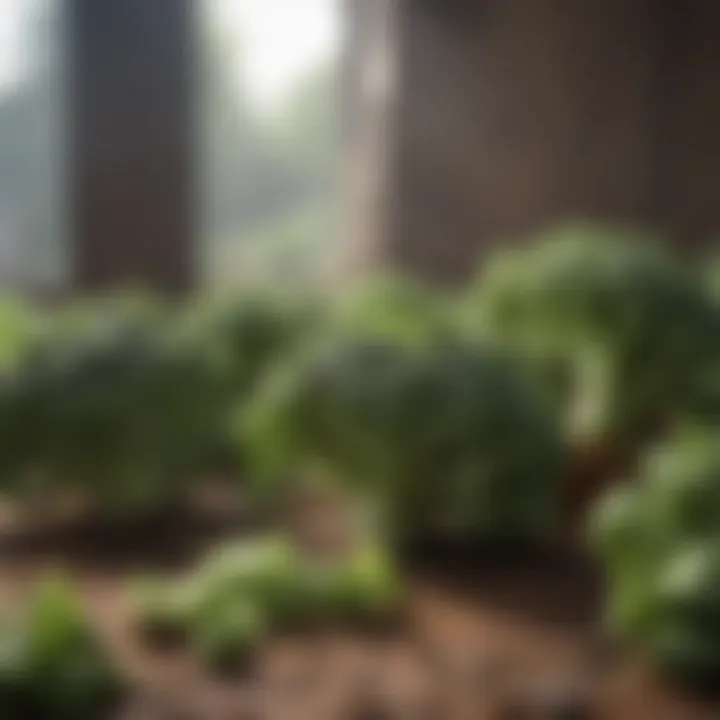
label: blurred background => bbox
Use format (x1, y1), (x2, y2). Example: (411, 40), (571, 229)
(0, 0), (65, 290)
(0, 0), (340, 292)
(2, 1), (720, 295)
(1, 2), (720, 718)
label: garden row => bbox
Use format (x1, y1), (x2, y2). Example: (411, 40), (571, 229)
(0, 222), (720, 717)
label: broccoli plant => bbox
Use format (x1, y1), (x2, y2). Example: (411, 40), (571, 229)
(132, 533), (403, 674)
(329, 275), (456, 348)
(589, 427), (720, 687)
(177, 290), (321, 472)
(191, 598), (267, 675)
(705, 252), (720, 304)
(0, 296), (46, 482)
(0, 288), (323, 514)
(0, 296), (43, 372)
(688, 254), (720, 423)
(242, 339), (563, 546)
(0, 576), (124, 719)
(466, 223), (716, 454)
(0, 296), (229, 519)
(182, 290), (320, 397)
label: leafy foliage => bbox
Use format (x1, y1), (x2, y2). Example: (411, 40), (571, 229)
(0, 297), (43, 372)
(215, 201), (337, 288)
(705, 253), (720, 304)
(192, 598), (267, 675)
(243, 339), (563, 544)
(0, 295), (228, 517)
(182, 290), (320, 400)
(467, 223), (717, 449)
(179, 290), (321, 469)
(0, 576), (123, 719)
(329, 275), (456, 348)
(0, 287), (323, 516)
(590, 428), (720, 686)
(132, 533), (402, 673)
(689, 255), (720, 422)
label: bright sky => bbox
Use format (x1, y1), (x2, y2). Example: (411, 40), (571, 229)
(0, 0), (339, 107)
(213, 0), (338, 109)
(0, 0), (22, 88)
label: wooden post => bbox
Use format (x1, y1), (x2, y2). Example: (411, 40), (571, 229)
(68, 0), (196, 293)
(345, 0), (720, 285)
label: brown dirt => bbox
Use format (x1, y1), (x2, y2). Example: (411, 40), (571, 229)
(562, 440), (639, 542)
(0, 514), (718, 719)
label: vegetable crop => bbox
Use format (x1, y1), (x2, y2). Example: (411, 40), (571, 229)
(0, 288), (324, 516)
(182, 290), (320, 398)
(243, 339), (563, 545)
(191, 598), (267, 674)
(590, 427), (720, 687)
(467, 223), (717, 451)
(0, 296), (43, 372)
(689, 256), (720, 423)
(0, 296), (228, 518)
(705, 253), (720, 304)
(329, 275), (455, 348)
(0, 576), (123, 719)
(178, 290), (321, 470)
(132, 533), (402, 673)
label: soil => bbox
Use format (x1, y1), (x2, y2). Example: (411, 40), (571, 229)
(563, 440), (638, 541)
(0, 508), (718, 720)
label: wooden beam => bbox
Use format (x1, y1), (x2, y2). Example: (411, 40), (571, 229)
(68, 0), (196, 293)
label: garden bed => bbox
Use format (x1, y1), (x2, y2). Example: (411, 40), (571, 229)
(0, 231), (719, 718)
(0, 514), (717, 719)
